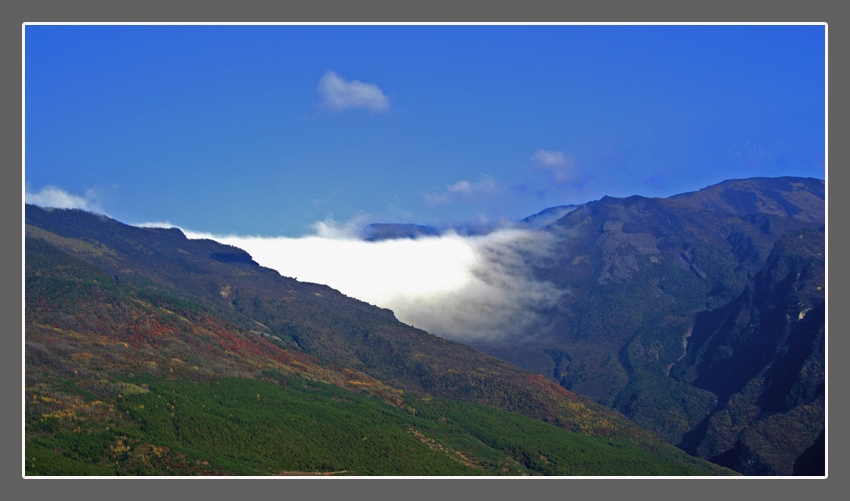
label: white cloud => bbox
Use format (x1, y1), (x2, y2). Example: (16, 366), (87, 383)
(425, 176), (501, 207)
(25, 185), (105, 213)
(318, 71), (390, 113)
(531, 149), (577, 183)
(176, 223), (564, 343)
(310, 214), (373, 239)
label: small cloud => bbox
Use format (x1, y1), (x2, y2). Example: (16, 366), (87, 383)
(318, 70), (390, 113)
(25, 185), (105, 213)
(425, 176), (501, 207)
(531, 149), (577, 183)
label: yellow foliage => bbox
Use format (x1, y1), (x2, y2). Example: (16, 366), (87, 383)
(42, 408), (77, 420)
(110, 441), (131, 458)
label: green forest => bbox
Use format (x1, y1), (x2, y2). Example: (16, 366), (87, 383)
(26, 374), (707, 476)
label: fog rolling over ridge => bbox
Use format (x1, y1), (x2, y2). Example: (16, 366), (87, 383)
(174, 223), (565, 343)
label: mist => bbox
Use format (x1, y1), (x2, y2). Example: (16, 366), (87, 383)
(175, 223), (565, 343)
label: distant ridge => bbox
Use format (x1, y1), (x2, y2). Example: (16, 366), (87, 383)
(361, 205), (582, 242)
(361, 223), (442, 241)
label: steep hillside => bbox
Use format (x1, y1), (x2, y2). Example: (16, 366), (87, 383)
(24, 205), (731, 475)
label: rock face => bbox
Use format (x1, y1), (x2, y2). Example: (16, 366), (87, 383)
(467, 177), (825, 475)
(672, 229), (825, 475)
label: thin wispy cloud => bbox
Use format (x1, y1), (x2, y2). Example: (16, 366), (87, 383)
(25, 185), (105, 214)
(531, 149), (577, 183)
(729, 141), (776, 170)
(425, 176), (502, 207)
(318, 71), (390, 113)
(161, 218), (563, 343)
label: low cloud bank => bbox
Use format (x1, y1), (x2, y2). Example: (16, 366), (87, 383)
(174, 222), (564, 343)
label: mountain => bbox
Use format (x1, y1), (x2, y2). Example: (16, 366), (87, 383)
(25, 176), (824, 476)
(465, 176), (825, 475)
(24, 205), (732, 476)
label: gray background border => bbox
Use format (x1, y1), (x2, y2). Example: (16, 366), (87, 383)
(7, 2), (841, 500)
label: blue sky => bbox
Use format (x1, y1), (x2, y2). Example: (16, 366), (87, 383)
(25, 24), (826, 237)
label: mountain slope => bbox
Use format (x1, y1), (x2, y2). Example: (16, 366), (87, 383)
(24, 205), (732, 475)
